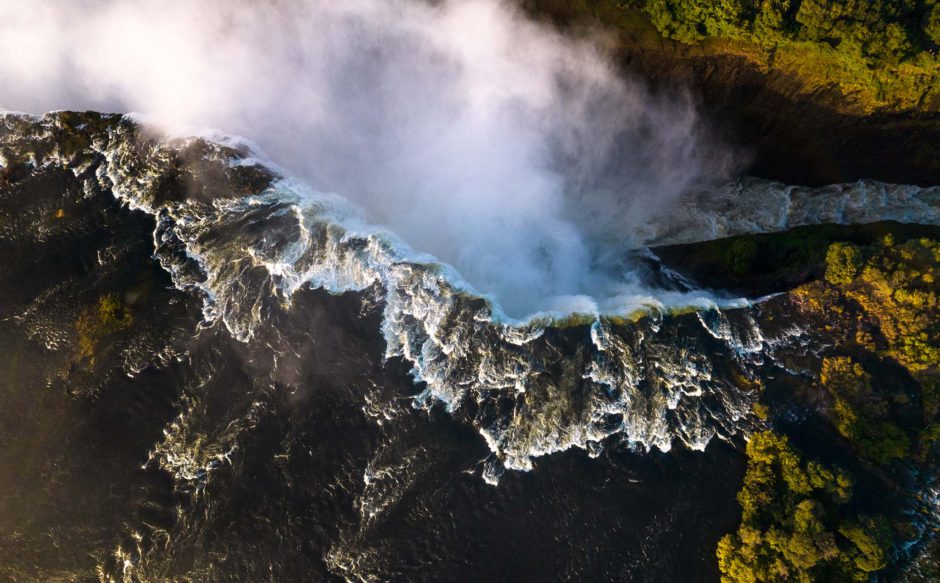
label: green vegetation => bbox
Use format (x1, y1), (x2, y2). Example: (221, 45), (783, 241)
(657, 225), (938, 467)
(821, 356), (910, 464)
(841, 236), (940, 375)
(716, 231), (938, 581)
(717, 431), (890, 582)
(633, 0), (940, 110)
(727, 238), (759, 276)
(640, 0), (937, 58)
(753, 401), (770, 421)
(523, 0), (940, 112)
(75, 294), (133, 366)
(655, 223), (940, 296)
(824, 242), (863, 286)
(655, 227), (835, 293)
(796, 235), (939, 465)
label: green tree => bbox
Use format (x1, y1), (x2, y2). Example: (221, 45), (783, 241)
(820, 356), (910, 464)
(717, 431), (892, 582)
(926, 4), (940, 45)
(825, 242), (863, 286)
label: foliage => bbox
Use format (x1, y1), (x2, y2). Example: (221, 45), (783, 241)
(637, 0), (938, 62)
(717, 431), (890, 582)
(753, 402), (770, 420)
(727, 238), (759, 276)
(811, 236), (940, 377)
(845, 237), (940, 374)
(524, 0), (940, 110)
(927, 3), (940, 45)
(825, 242), (863, 286)
(797, 235), (940, 464)
(643, 0), (744, 41)
(654, 223), (939, 299)
(619, 0), (940, 111)
(821, 356), (910, 464)
(75, 294), (133, 366)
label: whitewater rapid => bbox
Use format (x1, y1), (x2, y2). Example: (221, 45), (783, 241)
(4, 111), (939, 480)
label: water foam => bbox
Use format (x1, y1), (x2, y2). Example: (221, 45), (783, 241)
(7, 111), (940, 478)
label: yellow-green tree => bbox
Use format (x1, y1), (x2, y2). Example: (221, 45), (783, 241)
(825, 242), (863, 286)
(717, 431), (889, 582)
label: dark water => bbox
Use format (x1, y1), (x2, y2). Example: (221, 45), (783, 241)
(15, 109), (938, 582)
(0, 112), (753, 582)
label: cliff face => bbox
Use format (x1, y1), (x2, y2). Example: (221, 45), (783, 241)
(522, 1), (940, 187)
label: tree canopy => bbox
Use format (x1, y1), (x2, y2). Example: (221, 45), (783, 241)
(717, 431), (890, 583)
(628, 0), (940, 110)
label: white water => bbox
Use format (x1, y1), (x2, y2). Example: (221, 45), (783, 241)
(0, 0), (741, 320)
(5, 112), (939, 477)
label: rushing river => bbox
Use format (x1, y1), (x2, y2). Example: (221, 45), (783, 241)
(1, 112), (938, 581)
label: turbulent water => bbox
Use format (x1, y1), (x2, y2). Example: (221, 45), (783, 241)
(1, 111), (938, 581)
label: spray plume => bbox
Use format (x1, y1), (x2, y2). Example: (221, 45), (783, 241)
(0, 0), (733, 317)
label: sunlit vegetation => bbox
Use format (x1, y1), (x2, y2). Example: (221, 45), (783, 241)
(752, 401), (770, 421)
(522, 0), (940, 111)
(656, 226), (938, 469)
(829, 237), (939, 464)
(833, 236), (940, 376)
(791, 235), (940, 465)
(821, 356), (910, 464)
(635, 0), (940, 110)
(717, 431), (891, 582)
(787, 233), (939, 381)
(654, 223), (939, 297)
(75, 294), (133, 366)
(824, 242), (863, 286)
(714, 230), (939, 580)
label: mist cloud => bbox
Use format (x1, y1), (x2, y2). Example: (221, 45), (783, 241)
(0, 0), (733, 318)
